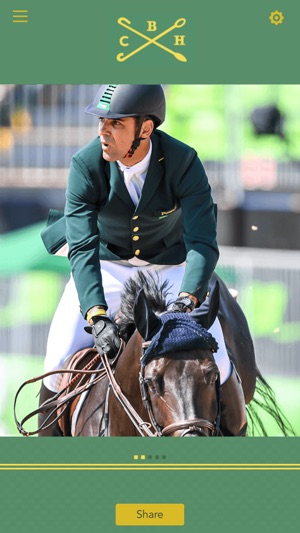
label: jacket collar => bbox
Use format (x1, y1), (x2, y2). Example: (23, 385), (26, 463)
(136, 133), (165, 212)
(104, 132), (165, 212)
(106, 161), (134, 209)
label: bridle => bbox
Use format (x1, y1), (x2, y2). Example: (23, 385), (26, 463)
(101, 345), (223, 437)
(139, 354), (223, 437)
(14, 343), (223, 437)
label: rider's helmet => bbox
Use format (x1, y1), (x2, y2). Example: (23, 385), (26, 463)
(85, 85), (166, 157)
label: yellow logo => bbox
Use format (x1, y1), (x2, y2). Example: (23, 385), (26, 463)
(269, 11), (284, 26)
(117, 18), (187, 62)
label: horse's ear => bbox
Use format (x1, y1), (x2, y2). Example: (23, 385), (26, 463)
(133, 289), (162, 341)
(190, 281), (220, 330)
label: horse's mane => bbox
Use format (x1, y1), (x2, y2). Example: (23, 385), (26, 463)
(117, 271), (172, 341)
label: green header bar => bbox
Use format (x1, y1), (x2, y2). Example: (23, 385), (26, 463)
(0, 0), (297, 83)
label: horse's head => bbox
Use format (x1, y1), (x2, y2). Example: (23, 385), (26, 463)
(133, 283), (222, 436)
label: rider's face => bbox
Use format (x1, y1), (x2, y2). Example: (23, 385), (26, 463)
(98, 117), (137, 164)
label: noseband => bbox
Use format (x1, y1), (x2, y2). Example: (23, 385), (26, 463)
(139, 363), (222, 437)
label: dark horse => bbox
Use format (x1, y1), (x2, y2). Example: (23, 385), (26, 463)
(61, 271), (292, 437)
(15, 271), (293, 437)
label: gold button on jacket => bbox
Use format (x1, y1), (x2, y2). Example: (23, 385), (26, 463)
(44, 130), (219, 316)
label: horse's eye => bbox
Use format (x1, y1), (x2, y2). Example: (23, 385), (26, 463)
(145, 378), (158, 394)
(205, 372), (218, 385)
(145, 379), (154, 390)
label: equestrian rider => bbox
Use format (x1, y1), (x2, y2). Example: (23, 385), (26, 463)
(40, 84), (247, 436)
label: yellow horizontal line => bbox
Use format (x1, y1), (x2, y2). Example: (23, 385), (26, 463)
(13, 15), (28, 18)
(13, 10), (28, 12)
(0, 467), (300, 471)
(13, 20), (28, 23)
(1, 463), (300, 467)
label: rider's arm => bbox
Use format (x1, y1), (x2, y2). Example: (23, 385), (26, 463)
(175, 150), (219, 304)
(65, 148), (108, 318)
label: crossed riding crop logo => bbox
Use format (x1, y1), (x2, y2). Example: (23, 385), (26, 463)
(117, 18), (187, 62)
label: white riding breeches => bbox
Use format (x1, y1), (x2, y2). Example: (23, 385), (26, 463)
(44, 261), (231, 391)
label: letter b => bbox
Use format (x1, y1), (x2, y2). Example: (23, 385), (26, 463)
(147, 20), (157, 31)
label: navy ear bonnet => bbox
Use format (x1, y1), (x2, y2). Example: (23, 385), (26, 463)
(141, 312), (219, 367)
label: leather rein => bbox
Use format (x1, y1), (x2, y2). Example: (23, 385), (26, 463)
(100, 342), (223, 437)
(14, 342), (222, 438)
(100, 346), (155, 436)
(14, 341), (155, 437)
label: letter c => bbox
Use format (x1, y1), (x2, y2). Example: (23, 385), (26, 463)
(120, 36), (129, 47)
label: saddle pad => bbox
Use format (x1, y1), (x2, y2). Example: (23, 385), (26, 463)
(71, 386), (92, 436)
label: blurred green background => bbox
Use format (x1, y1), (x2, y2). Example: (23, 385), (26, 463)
(166, 85), (300, 160)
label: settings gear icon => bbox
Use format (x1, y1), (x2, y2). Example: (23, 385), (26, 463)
(269, 10), (284, 25)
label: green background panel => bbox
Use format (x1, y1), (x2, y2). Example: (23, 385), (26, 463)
(1, 0), (300, 530)
(0, 439), (300, 532)
(1, 469), (299, 532)
(2, 437), (300, 463)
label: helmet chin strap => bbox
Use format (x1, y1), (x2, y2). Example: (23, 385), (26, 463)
(124, 137), (142, 159)
(124, 115), (145, 159)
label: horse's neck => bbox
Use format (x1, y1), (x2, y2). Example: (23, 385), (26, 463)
(115, 330), (143, 396)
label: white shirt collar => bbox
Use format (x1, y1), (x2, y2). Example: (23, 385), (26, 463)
(117, 140), (152, 179)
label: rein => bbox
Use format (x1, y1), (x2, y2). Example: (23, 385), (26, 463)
(100, 348), (156, 437)
(14, 351), (107, 436)
(14, 341), (156, 437)
(15, 343), (222, 438)
(100, 341), (223, 437)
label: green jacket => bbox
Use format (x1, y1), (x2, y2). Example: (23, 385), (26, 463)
(42, 130), (219, 317)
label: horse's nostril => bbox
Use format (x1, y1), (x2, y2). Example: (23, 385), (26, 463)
(183, 432), (203, 437)
(181, 426), (210, 437)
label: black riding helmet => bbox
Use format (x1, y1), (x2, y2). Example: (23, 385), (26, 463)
(85, 84), (166, 157)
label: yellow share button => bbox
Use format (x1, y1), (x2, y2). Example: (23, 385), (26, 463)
(116, 503), (185, 526)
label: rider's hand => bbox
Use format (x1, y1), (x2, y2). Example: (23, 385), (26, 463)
(169, 294), (198, 313)
(92, 316), (121, 358)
